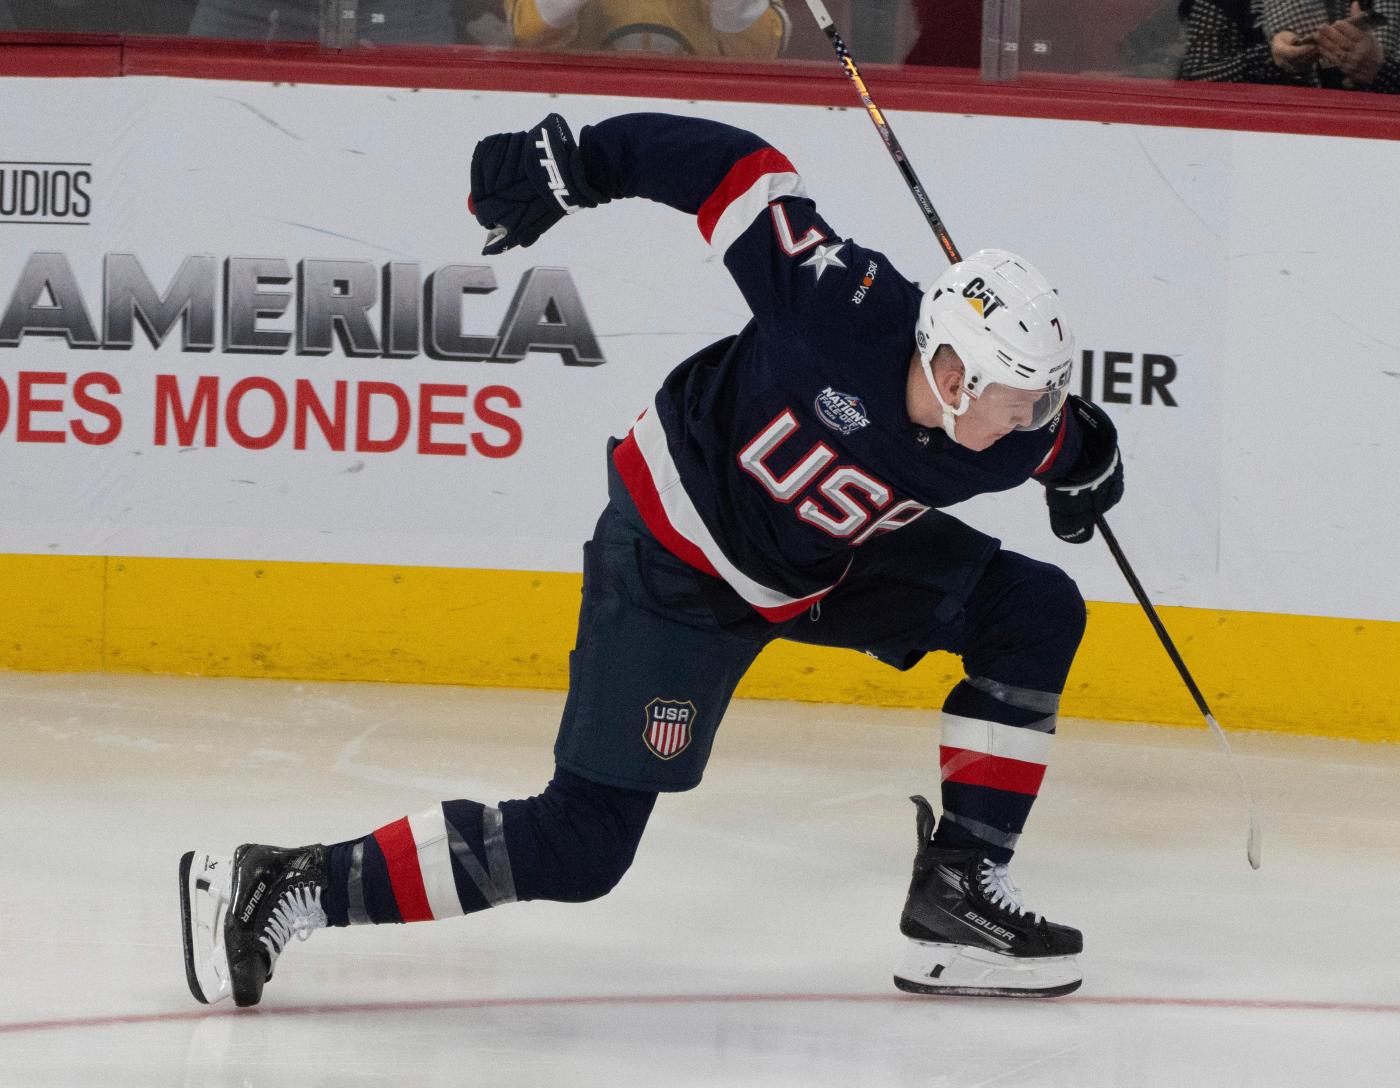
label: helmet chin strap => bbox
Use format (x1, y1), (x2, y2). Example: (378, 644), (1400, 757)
(920, 353), (971, 444)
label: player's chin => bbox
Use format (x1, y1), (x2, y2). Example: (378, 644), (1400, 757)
(960, 430), (1007, 452)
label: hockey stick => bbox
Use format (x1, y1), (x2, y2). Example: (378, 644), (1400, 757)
(1095, 515), (1263, 869)
(801, 0), (961, 265)
(802, 0), (1262, 870)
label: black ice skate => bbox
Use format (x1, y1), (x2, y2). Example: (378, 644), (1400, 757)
(179, 842), (328, 1007)
(893, 795), (1082, 998)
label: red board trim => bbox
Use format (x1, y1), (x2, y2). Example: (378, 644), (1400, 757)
(2, 32), (1398, 142)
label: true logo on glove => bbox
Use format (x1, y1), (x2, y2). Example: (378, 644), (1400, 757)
(535, 129), (580, 215)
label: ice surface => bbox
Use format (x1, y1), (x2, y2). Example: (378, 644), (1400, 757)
(2, 672), (1397, 1087)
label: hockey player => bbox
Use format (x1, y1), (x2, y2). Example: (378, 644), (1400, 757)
(180, 112), (1124, 1006)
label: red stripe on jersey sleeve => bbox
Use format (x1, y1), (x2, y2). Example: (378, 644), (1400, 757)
(372, 816), (434, 923)
(940, 746), (1048, 797)
(1033, 411), (1069, 477)
(696, 147), (797, 245)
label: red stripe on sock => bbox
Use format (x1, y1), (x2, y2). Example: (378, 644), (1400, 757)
(940, 746), (1047, 796)
(372, 817), (434, 923)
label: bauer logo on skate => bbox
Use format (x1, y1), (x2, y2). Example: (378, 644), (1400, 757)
(643, 699), (696, 760)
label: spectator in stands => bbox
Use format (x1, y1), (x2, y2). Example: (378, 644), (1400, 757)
(190, 0), (459, 44)
(1179, 0), (1399, 90)
(1266, 0), (1400, 88)
(1178, 0), (1302, 81)
(508, 0), (789, 58)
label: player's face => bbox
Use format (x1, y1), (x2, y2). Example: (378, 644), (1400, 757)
(907, 348), (1060, 452)
(958, 383), (1045, 450)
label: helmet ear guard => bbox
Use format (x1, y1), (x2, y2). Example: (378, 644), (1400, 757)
(918, 338), (973, 443)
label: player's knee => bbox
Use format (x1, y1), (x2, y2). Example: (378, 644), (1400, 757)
(967, 557), (1085, 686)
(992, 557), (1085, 649)
(504, 769), (656, 904)
(552, 828), (643, 902)
(541, 802), (647, 903)
(1041, 565), (1087, 649)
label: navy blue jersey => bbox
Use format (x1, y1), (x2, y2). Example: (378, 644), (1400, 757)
(582, 114), (1082, 621)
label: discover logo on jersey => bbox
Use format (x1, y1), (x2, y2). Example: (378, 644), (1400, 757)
(851, 259), (879, 305)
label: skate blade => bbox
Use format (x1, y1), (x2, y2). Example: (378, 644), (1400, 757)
(893, 974), (1082, 999)
(179, 850), (234, 1005)
(893, 939), (1082, 999)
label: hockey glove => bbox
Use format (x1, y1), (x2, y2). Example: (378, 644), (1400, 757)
(1043, 395), (1124, 544)
(468, 113), (607, 257)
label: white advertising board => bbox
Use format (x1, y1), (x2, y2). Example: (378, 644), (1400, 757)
(1, 77), (1396, 621)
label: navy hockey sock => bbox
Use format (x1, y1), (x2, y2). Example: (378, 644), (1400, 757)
(934, 677), (1059, 864)
(320, 768), (657, 926)
(933, 557), (1085, 863)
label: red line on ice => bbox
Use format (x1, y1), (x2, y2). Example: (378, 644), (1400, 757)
(4, 992), (1399, 1035)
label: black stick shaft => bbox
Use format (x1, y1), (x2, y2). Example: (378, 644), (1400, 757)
(1094, 514), (1214, 720)
(802, 0), (961, 265)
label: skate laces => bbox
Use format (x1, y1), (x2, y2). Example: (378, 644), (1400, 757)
(259, 884), (327, 963)
(978, 861), (1042, 922)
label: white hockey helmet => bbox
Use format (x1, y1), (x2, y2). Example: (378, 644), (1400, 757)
(915, 248), (1075, 438)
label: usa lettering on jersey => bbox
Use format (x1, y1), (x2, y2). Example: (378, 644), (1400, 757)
(738, 409), (930, 545)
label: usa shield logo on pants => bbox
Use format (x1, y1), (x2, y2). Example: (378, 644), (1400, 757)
(643, 698), (696, 760)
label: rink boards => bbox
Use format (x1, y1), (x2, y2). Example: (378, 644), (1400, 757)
(1, 75), (1397, 739)
(5, 552), (1397, 740)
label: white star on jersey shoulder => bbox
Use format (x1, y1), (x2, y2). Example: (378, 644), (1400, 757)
(801, 241), (847, 281)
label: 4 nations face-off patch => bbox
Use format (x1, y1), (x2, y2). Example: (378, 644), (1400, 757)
(643, 698), (697, 760)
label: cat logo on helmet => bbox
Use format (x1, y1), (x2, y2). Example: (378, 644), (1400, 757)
(961, 277), (1004, 319)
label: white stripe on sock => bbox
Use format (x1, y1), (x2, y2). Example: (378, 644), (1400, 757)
(407, 805), (463, 920)
(941, 712), (1052, 766)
